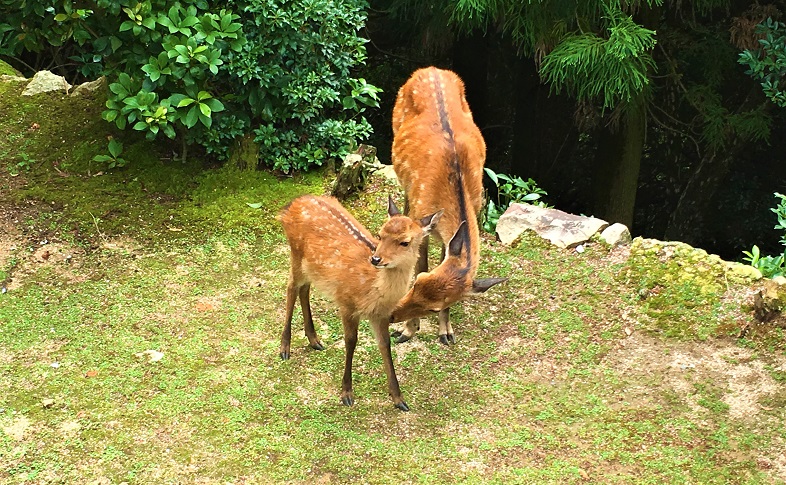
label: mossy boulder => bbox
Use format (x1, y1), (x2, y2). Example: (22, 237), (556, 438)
(629, 237), (761, 291)
(0, 60), (22, 77)
(626, 238), (762, 338)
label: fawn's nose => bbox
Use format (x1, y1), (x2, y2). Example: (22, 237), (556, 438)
(370, 255), (382, 266)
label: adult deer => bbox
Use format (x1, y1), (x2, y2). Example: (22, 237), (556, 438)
(390, 66), (506, 344)
(279, 195), (441, 411)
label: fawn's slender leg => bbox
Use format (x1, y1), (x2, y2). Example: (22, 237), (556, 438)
(436, 243), (455, 345)
(437, 308), (454, 345)
(393, 235), (428, 343)
(280, 276), (300, 360)
(373, 318), (409, 411)
(299, 284), (324, 351)
(340, 314), (360, 406)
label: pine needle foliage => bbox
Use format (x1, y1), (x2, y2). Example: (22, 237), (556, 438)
(539, 6), (657, 110)
(444, 0), (661, 110)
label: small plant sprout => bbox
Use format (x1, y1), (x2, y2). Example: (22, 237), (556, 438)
(483, 167), (548, 233)
(92, 138), (128, 169)
(742, 192), (786, 278)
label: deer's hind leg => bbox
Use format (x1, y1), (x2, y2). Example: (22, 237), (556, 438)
(280, 272), (300, 360)
(299, 284), (324, 351)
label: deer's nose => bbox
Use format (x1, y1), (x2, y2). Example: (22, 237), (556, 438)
(370, 255), (382, 266)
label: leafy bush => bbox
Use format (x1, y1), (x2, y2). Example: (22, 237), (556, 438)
(482, 167), (547, 233)
(742, 192), (786, 278)
(739, 17), (786, 108)
(229, 0), (380, 172)
(0, 0), (379, 171)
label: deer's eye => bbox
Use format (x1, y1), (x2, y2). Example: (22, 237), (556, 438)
(400, 241), (410, 247)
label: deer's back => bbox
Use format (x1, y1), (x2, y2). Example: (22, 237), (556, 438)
(391, 67), (486, 246)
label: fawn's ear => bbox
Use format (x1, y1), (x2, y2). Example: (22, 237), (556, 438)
(447, 220), (467, 258)
(419, 209), (443, 234)
(387, 195), (401, 217)
(469, 278), (508, 294)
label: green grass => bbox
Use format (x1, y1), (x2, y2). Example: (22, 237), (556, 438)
(1, 76), (785, 484)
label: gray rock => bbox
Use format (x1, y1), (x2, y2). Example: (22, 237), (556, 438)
(22, 70), (71, 96)
(0, 74), (27, 83)
(496, 203), (608, 248)
(70, 76), (106, 96)
(374, 164), (399, 182)
(600, 223), (632, 246)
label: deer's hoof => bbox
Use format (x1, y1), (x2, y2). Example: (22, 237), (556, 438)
(341, 395), (355, 407)
(279, 351), (290, 360)
(392, 329), (413, 343)
(395, 401), (410, 412)
(311, 341), (325, 351)
(438, 334), (455, 345)
(394, 333), (412, 344)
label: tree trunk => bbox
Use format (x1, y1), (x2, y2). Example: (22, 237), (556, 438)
(511, 57), (545, 177)
(592, 106), (646, 228)
(662, 151), (733, 244)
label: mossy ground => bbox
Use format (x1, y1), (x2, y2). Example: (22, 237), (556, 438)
(1, 79), (786, 484)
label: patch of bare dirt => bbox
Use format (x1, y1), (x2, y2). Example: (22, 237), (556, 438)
(604, 332), (786, 481)
(605, 333), (785, 419)
(0, 196), (27, 284)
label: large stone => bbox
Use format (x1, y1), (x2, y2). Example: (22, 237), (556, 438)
(600, 223), (632, 246)
(0, 74), (27, 83)
(628, 237), (762, 290)
(374, 164), (399, 182)
(496, 203), (609, 248)
(22, 70), (71, 96)
(726, 262), (763, 282)
(70, 76), (107, 97)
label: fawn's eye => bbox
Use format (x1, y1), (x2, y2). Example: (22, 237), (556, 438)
(400, 241), (410, 247)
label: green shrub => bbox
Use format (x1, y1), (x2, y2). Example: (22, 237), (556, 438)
(0, 0), (379, 171)
(739, 17), (786, 108)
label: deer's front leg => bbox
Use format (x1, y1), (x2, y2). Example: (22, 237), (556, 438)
(373, 318), (409, 411)
(340, 315), (360, 406)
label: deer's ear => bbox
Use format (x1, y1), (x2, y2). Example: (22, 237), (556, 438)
(447, 221), (467, 257)
(469, 277), (508, 294)
(419, 209), (443, 234)
(387, 195), (401, 217)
